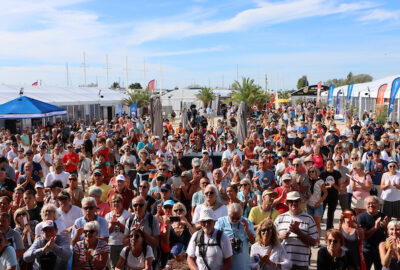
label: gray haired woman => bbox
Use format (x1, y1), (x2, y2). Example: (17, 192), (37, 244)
(89, 187), (111, 218)
(35, 204), (67, 238)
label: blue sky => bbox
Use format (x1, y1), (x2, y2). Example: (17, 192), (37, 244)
(0, 0), (399, 90)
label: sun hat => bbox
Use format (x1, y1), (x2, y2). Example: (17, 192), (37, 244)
(199, 208), (216, 222)
(285, 191), (301, 204)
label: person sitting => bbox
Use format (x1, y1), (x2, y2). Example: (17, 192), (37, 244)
(23, 220), (71, 270)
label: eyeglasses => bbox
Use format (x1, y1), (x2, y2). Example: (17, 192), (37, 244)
(174, 209), (184, 213)
(351, 157), (358, 160)
(389, 165), (397, 168)
(83, 230), (96, 235)
(309, 170), (316, 174)
(327, 239), (338, 244)
(83, 206), (96, 210)
(132, 203), (144, 208)
(139, 185), (148, 189)
(205, 191), (215, 196)
(335, 160), (342, 162)
(260, 228), (272, 233)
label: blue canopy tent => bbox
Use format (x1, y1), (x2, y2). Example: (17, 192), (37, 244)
(0, 96), (67, 119)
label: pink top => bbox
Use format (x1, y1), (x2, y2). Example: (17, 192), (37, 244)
(352, 173), (372, 200)
(313, 154), (324, 169)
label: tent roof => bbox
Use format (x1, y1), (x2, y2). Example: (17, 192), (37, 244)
(0, 96), (66, 119)
(0, 84), (127, 106)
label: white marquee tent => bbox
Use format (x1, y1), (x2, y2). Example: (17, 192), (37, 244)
(0, 84), (127, 122)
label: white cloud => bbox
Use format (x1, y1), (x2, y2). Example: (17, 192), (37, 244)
(358, 9), (400, 22)
(127, 0), (376, 45)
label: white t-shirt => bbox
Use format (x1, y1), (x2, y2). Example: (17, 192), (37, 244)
(187, 229), (233, 270)
(13, 157), (26, 172)
(120, 245), (154, 269)
(192, 204), (228, 224)
(120, 155), (137, 174)
(33, 153), (52, 178)
(287, 125), (298, 139)
(105, 210), (132, 245)
(381, 173), (400, 202)
(250, 242), (292, 270)
(0, 246), (18, 269)
(73, 138), (84, 148)
(44, 171), (70, 188)
(57, 205), (83, 229)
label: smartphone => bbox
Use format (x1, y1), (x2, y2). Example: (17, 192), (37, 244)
(170, 216), (181, 222)
(23, 216), (28, 226)
(343, 212), (352, 219)
(293, 221), (300, 227)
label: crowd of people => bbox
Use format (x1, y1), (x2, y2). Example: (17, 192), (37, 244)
(0, 101), (400, 270)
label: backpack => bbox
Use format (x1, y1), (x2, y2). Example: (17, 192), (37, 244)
(194, 229), (223, 270)
(127, 213), (153, 233)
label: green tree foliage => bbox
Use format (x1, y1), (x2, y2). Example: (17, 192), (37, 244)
(325, 72), (373, 87)
(111, 82), (120, 89)
(129, 82), (142, 89)
(278, 91), (292, 99)
(123, 89), (151, 108)
(297, 75), (309, 89)
(229, 77), (271, 107)
(195, 87), (216, 108)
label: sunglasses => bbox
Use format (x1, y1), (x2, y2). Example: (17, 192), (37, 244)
(83, 206), (96, 210)
(351, 157), (358, 160)
(260, 228), (272, 233)
(139, 185), (148, 189)
(293, 164), (300, 166)
(205, 191), (215, 196)
(159, 168), (167, 171)
(240, 183), (249, 187)
(174, 209), (184, 213)
(163, 205), (173, 209)
(176, 152), (183, 154)
(335, 160), (342, 162)
(327, 239), (338, 244)
(200, 182), (209, 186)
(57, 197), (68, 201)
(68, 178), (77, 181)
(83, 229), (96, 235)
(132, 203), (144, 208)
(309, 170), (316, 173)
(389, 165), (397, 168)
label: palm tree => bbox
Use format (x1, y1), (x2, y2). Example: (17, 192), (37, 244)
(229, 77), (270, 107)
(195, 87), (216, 108)
(123, 89), (151, 108)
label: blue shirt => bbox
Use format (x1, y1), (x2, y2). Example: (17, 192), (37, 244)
(255, 169), (275, 190)
(298, 126), (308, 137)
(71, 215), (109, 241)
(215, 216), (255, 270)
(137, 141), (152, 150)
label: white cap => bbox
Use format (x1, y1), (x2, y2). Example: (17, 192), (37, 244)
(116, 175), (126, 182)
(199, 208), (216, 222)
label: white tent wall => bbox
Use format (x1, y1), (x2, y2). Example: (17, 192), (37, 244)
(0, 84), (127, 123)
(321, 75), (400, 120)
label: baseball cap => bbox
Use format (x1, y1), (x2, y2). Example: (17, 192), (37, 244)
(285, 191), (301, 204)
(35, 182), (44, 189)
(116, 175), (126, 182)
(262, 189), (277, 197)
(39, 144), (46, 149)
(57, 191), (71, 200)
(42, 220), (58, 230)
(163, 199), (175, 207)
(192, 158), (201, 167)
(161, 183), (172, 192)
(156, 173), (166, 181)
(170, 243), (185, 256)
(93, 169), (103, 175)
(281, 174), (292, 182)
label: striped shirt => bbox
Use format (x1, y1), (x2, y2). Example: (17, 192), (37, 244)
(274, 211), (318, 267)
(73, 239), (110, 270)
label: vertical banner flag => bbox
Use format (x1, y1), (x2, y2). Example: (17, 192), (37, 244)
(389, 77), (400, 116)
(117, 104), (122, 116)
(130, 103), (137, 118)
(347, 83), (354, 103)
(317, 81), (322, 106)
(328, 84), (335, 106)
(336, 89), (342, 114)
(148, 80), (155, 92)
(376, 84), (388, 105)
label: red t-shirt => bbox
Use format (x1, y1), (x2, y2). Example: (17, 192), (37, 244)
(273, 187), (289, 214)
(62, 152), (79, 172)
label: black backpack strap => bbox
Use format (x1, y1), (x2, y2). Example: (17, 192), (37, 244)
(123, 247), (130, 270)
(216, 229), (223, 249)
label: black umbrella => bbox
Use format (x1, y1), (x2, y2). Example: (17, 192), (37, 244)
(236, 101), (247, 144)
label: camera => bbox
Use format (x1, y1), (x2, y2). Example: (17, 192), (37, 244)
(230, 237), (243, 254)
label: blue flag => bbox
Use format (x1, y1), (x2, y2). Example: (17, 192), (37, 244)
(130, 103), (137, 118)
(389, 77), (400, 116)
(118, 104), (122, 116)
(328, 84), (335, 105)
(347, 83), (354, 103)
